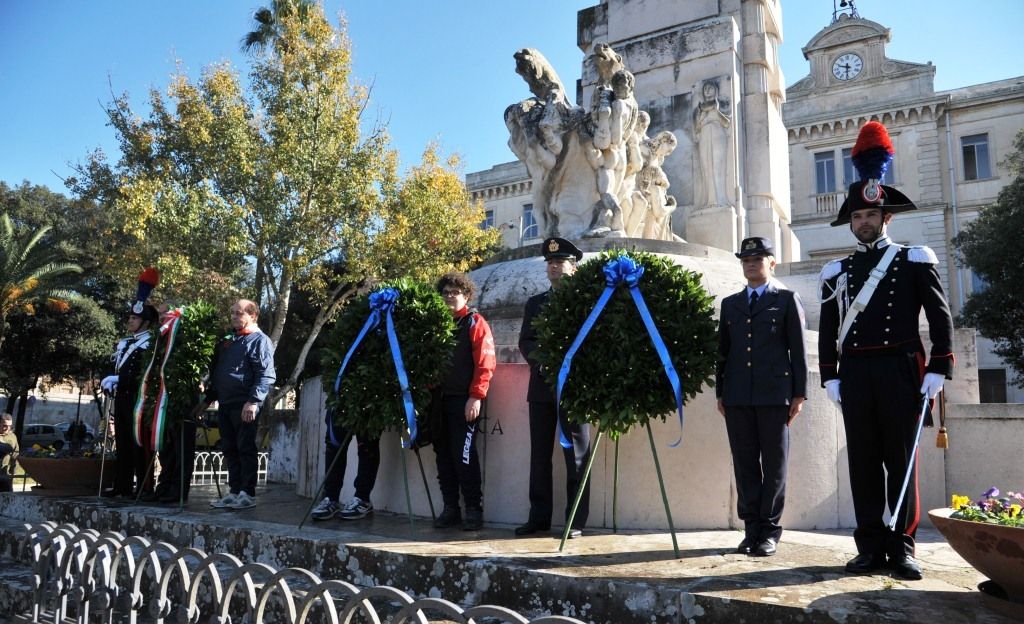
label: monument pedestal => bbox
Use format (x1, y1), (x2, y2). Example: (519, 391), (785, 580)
(685, 205), (739, 253)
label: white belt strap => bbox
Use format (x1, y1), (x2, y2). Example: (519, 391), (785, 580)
(838, 244), (899, 353)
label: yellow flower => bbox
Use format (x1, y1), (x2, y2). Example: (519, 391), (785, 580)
(1011, 504), (1022, 517)
(951, 494), (971, 510)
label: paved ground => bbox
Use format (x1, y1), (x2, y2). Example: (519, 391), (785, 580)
(0, 483), (1018, 623)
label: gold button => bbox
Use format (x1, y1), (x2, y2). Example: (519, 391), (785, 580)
(747, 347), (751, 352)
(894, 267), (899, 271)
(853, 330), (858, 334)
(885, 328), (890, 332)
(784, 372), (790, 376)
(853, 342), (858, 346)
(747, 333), (752, 338)
(747, 362), (752, 367)
(884, 340), (889, 345)
(891, 278), (896, 282)
(886, 315), (891, 320)
(747, 319), (751, 323)
(889, 290), (894, 295)
(888, 303), (893, 307)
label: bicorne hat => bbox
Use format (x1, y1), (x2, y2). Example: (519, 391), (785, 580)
(830, 121), (917, 227)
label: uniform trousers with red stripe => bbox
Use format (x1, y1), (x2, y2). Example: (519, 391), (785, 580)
(839, 349), (924, 559)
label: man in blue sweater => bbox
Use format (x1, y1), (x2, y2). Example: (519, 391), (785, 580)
(203, 299), (276, 510)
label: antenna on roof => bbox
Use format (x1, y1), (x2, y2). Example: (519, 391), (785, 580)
(832, 0), (860, 24)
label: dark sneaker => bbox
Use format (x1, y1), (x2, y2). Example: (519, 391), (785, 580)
(434, 506), (461, 529)
(463, 508), (483, 531)
(339, 497), (373, 520)
(311, 497), (340, 521)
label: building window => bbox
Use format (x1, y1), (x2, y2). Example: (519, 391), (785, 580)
(971, 271), (988, 294)
(961, 133), (992, 181)
(979, 368), (1007, 403)
(481, 209), (494, 229)
(842, 148), (896, 185)
(815, 151), (837, 194)
(522, 204), (539, 239)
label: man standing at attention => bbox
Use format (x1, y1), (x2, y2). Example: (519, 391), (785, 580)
(716, 237), (807, 557)
(205, 299), (276, 510)
(515, 237), (591, 539)
(819, 121), (954, 580)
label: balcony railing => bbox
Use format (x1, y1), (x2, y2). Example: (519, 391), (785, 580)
(794, 191), (845, 222)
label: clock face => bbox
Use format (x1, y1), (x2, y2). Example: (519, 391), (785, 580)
(832, 53), (863, 81)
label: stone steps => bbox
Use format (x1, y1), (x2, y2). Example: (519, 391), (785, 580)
(0, 485), (1017, 624)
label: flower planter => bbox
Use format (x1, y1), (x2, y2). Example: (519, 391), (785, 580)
(18, 456), (116, 491)
(929, 508), (1024, 612)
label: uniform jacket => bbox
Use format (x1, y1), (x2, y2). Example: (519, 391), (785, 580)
(817, 239), (954, 383)
(204, 329), (276, 408)
(519, 291), (557, 404)
(716, 282), (808, 406)
(112, 330), (152, 418)
(441, 306), (496, 399)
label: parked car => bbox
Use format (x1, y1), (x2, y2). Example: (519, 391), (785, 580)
(55, 421), (97, 443)
(21, 423), (65, 449)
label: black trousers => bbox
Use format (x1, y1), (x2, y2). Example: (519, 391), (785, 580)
(112, 404), (152, 494)
(323, 421), (381, 502)
(840, 351), (923, 558)
(433, 394), (482, 511)
(218, 403), (259, 496)
(155, 419), (197, 499)
(527, 401), (591, 529)
(723, 405), (789, 541)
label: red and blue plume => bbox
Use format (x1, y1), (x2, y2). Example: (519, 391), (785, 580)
(132, 267), (160, 314)
(851, 121), (894, 181)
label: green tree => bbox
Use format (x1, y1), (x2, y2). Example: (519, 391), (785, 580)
(953, 129), (1024, 383)
(68, 4), (498, 406)
(0, 299), (117, 437)
(0, 214), (83, 350)
(240, 0), (315, 54)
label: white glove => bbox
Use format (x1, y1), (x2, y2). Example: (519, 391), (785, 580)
(101, 375), (119, 393)
(920, 372), (945, 399)
(824, 379), (842, 406)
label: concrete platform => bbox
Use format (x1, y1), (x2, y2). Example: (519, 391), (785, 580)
(0, 483), (1018, 623)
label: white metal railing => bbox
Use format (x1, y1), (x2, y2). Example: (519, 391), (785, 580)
(17, 521), (586, 624)
(188, 451), (269, 486)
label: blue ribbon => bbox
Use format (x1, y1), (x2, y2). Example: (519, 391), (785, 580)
(332, 287), (418, 447)
(556, 256), (685, 448)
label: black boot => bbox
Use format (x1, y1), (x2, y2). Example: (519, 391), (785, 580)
(434, 506), (461, 529)
(463, 507), (483, 531)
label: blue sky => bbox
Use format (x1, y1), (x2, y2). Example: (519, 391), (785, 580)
(1, 0), (1021, 190)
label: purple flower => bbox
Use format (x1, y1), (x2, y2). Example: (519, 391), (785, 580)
(984, 487), (1000, 498)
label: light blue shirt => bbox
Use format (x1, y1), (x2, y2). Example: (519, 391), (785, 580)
(746, 284), (768, 306)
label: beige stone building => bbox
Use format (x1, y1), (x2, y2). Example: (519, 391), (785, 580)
(468, 1), (1024, 403)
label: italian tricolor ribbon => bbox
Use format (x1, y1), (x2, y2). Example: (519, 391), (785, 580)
(131, 308), (183, 451)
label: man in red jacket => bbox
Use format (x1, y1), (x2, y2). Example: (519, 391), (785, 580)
(433, 272), (496, 531)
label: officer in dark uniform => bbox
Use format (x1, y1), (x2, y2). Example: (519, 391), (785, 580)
(716, 236), (807, 557)
(515, 237), (591, 539)
(818, 121), (954, 580)
(100, 270), (160, 499)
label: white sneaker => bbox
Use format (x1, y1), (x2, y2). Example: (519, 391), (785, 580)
(311, 497), (340, 521)
(339, 496), (373, 520)
(210, 492), (238, 509)
(229, 491), (256, 509)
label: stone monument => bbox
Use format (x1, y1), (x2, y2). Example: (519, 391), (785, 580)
(505, 44), (681, 241)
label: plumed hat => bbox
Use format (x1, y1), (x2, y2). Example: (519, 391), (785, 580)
(830, 121), (917, 227)
(131, 267), (160, 322)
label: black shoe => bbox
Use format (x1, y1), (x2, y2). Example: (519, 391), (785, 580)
(753, 537), (777, 557)
(139, 490), (162, 502)
(434, 506), (461, 529)
(515, 521), (550, 536)
(463, 508), (483, 531)
(736, 536), (757, 555)
(566, 528), (583, 539)
(890, 555), (923, 580)
(845, 553), (887, 574)
(100, 488), (124, 498)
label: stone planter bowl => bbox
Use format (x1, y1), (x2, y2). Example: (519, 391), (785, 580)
(929, 507), (1024, 606)
(18, 456), (116, 490)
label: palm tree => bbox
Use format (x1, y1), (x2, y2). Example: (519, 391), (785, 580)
(240, 0), (315, 54)
(0, 214), (83, 350)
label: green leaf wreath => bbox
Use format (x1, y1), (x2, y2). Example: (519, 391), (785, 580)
(140, 301), (222, 420)
(320, 278), (455, 439)
(531, 250), (718, 438)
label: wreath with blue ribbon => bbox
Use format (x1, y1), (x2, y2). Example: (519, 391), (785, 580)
(531, 250), (717, 441)
(321, 279), (454, 443)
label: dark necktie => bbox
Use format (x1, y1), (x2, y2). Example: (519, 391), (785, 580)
(749, 290), (759, 311)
